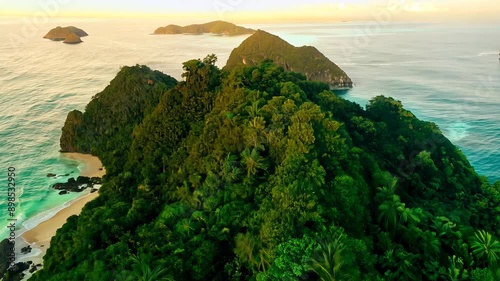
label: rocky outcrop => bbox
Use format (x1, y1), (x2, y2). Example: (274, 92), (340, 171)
(153, 21), (254, 36)
(52, 176), (101, 194)
(43, 26), (87, 44)
(20, 246), (32, 254)
(224, 30), (353, 89)
(63, 33), (83, 44)
(0, 241), (37, 280)
(60, 110), (84, 152)
(0, 239), (13, 279)
(5, 262), (29, 281)
(59, 65), (178, 154)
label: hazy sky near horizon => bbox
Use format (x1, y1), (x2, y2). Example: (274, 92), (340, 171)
(1, 0), (499, 22)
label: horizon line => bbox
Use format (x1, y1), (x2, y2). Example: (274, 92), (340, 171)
(1, 10), (500, 24)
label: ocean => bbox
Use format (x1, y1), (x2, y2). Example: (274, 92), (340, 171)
(0, 18), (499, 240)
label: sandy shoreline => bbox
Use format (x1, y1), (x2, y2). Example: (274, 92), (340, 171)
(61, 152), (106, 178)
(17, 153), (104, 278)
(22, 192), (99, 244)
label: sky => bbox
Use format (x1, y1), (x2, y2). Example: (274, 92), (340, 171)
(1, 0), (499, 22)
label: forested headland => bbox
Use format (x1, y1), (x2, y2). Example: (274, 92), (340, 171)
(29, 53), (500, 281)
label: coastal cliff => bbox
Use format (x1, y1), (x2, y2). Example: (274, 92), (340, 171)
(224, 30), (353, 89)
(59, 65), (178, 167)
(153, 20), (254, 36)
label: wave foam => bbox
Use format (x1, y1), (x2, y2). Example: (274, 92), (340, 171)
(478, 51), (498, 57)
(445, 122), (471, 142)
(21, 193), (91, 231)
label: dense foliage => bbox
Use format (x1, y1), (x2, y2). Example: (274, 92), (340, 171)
(60, 65), (178, 176)
(34, 55), (500, 281)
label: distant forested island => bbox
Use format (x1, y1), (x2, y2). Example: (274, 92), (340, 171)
(153, 20), (254, 36)
(43, 26), (88, 44)
(27, 30), (500, 281)
(225, 30), (353, 89)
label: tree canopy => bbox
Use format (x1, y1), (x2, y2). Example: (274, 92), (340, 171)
(33, 55), (500, 281)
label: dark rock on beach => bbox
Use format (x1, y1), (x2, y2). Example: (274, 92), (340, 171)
(90, 177), (102, 184)
(0, 239), (13, 279)
(46, 173), (56, 177)
(6, 262), (29, 280)
(52, 175), (102, 194)
(77, 176), (90, 183)
(51, 183), (65, 190)
(21, 246), (32, 254)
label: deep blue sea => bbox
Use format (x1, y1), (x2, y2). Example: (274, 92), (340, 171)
(0, 18), (499, 239)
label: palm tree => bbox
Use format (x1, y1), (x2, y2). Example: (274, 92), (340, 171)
(176, 218), (195, 238)
(396, 256), (419, 281)
(247, 116), (267, 147)
(445, 255), (463, 281)
(420, 230), (441, 257)
(249, 116), (266, 130)
(257, 248), (272, 272)
(470, 230), (500, 268)
(376, 176), (399, 202)
(378, 195), (404, 234)
(234, 232), (257, 266)
(432, 216), (456, 238)
(398, 206), (420, 226)
(116, 254), (174, 281)
(309, 229), (347, 281)
(221, 154), (241, 183)
(246, 100), (261, 118)
(240, 147), (266, 177)
(379, 192), (421, 237)
(380, 248), (418, 281)
(401, 225), (422, 248)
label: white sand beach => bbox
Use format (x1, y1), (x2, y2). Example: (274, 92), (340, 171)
(61, 152), (106, 178)
(16, 153), (105, 279)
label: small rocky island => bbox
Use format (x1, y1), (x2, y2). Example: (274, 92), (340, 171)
(43, 26), (88, 44)
(224, 30), (353, 89)
(63, 33), (83, 44)
(153, 20), (254, 36)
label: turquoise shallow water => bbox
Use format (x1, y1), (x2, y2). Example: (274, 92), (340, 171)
(0, 19), (499, 240)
